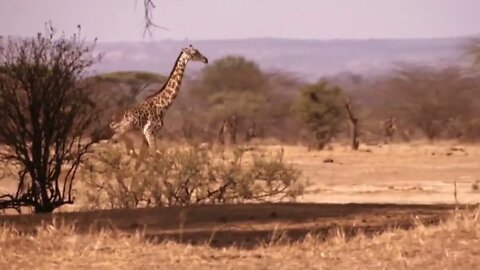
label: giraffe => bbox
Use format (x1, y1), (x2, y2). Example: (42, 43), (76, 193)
(382, 112), (397, 144)
(109, 44), (208, 154)
(218, 115), (238, 146)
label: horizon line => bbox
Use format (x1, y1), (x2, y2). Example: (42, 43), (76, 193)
(2, 34), (479, 44)
(98, 34), (480, 43)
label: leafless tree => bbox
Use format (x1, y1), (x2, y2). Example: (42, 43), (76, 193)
(385, 64), (476, 141)
(468, 38), (480, 68)
(0, 26), (101, 213)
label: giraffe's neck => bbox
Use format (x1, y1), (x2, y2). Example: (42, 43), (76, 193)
(149, 51), (190, 108)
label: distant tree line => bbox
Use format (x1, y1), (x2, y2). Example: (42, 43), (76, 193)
(87, 53), (480, 148)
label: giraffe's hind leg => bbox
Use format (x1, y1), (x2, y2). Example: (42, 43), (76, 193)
(134, 140), (149, 170)
(110, 119), (138, 156)
(111, 131), (138, 156)
(119, 133), (138, 156)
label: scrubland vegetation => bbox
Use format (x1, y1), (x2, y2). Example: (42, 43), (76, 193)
(79, 145), (304, 210)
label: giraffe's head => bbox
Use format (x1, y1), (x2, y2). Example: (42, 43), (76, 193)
(182, 44), (208, 64)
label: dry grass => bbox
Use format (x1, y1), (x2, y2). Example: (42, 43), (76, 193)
(0, 210), (479, 269)
(262, 141), (480, 205)
(1, 141), (479, 268)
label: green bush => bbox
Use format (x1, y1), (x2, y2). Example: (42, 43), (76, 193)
(292, 80), (345, 149)
(80, 146), (305, 209)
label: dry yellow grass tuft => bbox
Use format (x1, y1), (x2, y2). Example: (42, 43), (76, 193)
(1, 210), (479, 269)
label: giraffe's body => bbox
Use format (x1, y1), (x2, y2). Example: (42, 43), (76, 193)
(382, 114), (397, 143)
(109, 45), (208, 151)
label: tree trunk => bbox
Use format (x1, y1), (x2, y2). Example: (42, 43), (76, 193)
(34, 203), (55, 213)
(218, 119), (227, 145)
(228, 115), (238, 145)
(344, 98), (359, 150)
(245, 122), (257, 142)
(313, 130), (328, 150)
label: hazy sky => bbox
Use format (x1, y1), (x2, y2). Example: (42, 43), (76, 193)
(0, 0), (479, 42)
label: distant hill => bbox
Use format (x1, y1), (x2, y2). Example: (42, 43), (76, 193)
(94, 37), (474, 81)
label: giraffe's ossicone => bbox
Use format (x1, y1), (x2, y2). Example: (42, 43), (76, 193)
(109, 44), (208, 152)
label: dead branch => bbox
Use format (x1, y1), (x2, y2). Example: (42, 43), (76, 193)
(141, 0), (169, 36)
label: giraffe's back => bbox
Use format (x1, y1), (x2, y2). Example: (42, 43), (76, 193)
(126, 100), (166, 128)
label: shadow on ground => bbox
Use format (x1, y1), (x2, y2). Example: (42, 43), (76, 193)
(0, 203), (463, 248)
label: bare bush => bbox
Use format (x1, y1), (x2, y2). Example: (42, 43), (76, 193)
(468, 38), (480, 68)
(80, 146), (305, 209)
(385, 64), (477, 141)
(0, 26), (100, 213)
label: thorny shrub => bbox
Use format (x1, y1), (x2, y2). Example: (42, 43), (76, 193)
(79, 145), (305, 209)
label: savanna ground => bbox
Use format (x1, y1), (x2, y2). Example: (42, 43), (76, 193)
(1, 140), (480, 269)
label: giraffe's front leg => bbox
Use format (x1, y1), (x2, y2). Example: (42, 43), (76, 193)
(142, 120), (163, 153)
(143, 120), (155, 150)
(134, 120), (155, 170)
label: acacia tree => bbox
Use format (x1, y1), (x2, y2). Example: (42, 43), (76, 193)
(190, 56), (269, 144)
(292, 80), (345, 150)
(0, 27), (100, 213)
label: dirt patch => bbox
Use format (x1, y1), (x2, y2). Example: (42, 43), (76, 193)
(0, 203), (460, 248)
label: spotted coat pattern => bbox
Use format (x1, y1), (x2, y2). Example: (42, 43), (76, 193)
(109, 45), (208, 150)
